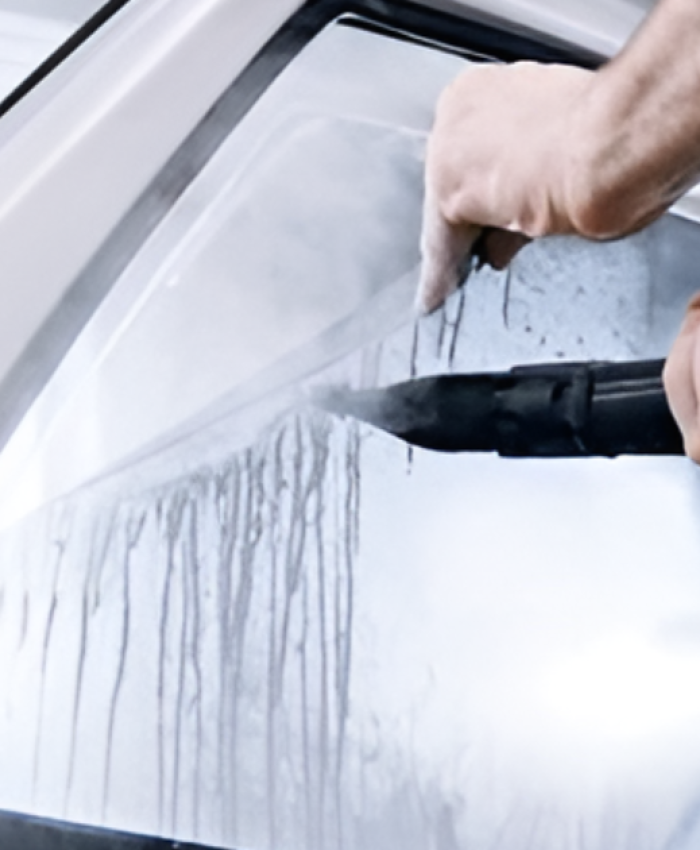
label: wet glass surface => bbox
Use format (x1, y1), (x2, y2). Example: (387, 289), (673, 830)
(1, 21), (700, 850)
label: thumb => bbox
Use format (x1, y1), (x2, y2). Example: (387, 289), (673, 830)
(663, 293), (700, 461)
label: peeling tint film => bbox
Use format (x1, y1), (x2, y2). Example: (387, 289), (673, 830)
(2, 20), (700, 850)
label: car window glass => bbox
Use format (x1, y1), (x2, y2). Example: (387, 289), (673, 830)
(1, 19), (700, 850)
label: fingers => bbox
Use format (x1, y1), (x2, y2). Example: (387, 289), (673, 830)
(417, 181), (531, 314)
(416, 60), (599, 314)
(417, 182), (481, 314)
(663, 292), (700, 462)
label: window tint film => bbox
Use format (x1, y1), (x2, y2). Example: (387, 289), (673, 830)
(1, 15), (700, 850)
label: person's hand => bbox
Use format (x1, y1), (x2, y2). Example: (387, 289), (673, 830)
(418, 61), (596, 314)
(663, 293), (700, 462)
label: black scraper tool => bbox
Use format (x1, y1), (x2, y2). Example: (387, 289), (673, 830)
(314, 359), (684, 458)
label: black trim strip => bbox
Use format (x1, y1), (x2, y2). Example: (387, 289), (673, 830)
(0, 809), (224, 850)
(0, 0), (601, 456)
(338, 1), (602, 65)
(0, 0), (133, 119)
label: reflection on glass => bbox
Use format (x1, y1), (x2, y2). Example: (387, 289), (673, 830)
(1, 20), (700, 850)
(0, 0), (106, 101)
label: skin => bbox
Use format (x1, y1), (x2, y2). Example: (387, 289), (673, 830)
(418, 0), (700, 461)
(665, 293), (700, 460)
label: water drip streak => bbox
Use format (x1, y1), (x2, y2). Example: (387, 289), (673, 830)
(92, 508), (118, 614)
(300, 556), (312, 849)
(65, 511), (115, 815)
(214, 461), (241, 844)
(437, 304), (448, 358)
(63, 586), (89, 817)
(275, 421), (304, 705)
(187, 488), (205, 838)
(172, 520), (192, 835)
(286, 418), (332, 849)
(331, 446), (342, 847)
(229, 448), (264, 834)
(351, 424), (361, 557)
(336, 421), (360, 849)
(314, 441), (330, 850)
(157, 492), (187, 833)
(502, 265), (514, 329)
(407, 321), (421, 467)
(276, 419), (317, 703)
(410, 320), (420, 379)
(102, 509), (147, 821)
(266, 430), (286, 850)
(32, 512), (70, 804)
(310, 421), (332, 848)
(448, 286), (466, 368)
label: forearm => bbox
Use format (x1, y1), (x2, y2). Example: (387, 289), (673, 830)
(418, 0), (700, 314)
(569, 0), (700, 237)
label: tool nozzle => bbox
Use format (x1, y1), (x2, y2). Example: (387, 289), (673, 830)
(310, 360), (684, 458)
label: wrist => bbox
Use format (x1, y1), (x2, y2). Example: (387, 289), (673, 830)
(560, 66), (643, 240)
(563, 0), (700, 240)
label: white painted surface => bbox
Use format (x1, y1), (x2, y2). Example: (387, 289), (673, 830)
(0, 12), (72, 101)
(0, 1), (101, 23)
(0, 0), (304, 392)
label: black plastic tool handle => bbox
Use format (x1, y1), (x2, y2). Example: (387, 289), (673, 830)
(500, 358), (683, 457)
(315, 358), (685, 458)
